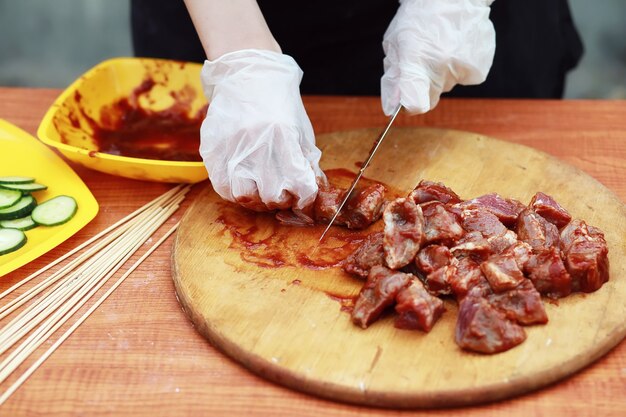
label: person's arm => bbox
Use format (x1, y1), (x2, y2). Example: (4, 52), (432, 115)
(183, 0), (280, 59)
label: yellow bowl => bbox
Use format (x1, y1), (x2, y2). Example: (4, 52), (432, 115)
(37, 57), (208, 183)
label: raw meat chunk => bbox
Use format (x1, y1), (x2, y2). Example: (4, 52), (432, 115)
(487, 230), (519, 254)
(340, 184), (386, 229)
(275, 209), (315, 227)
(525, 247), (572, 298)
(450, 231), (492, 260)
(454, 193), (525, 226)
(487, 279), (548, 325)
(314, 183), (386, 229)
(352, 266), (412, 328)
(516, 208), (560, 251)
(424, 263), (456, 295)
(383, 198), (424, 269)
(529, 192), (572, 228)
(394, 280), (446, 332)
(455, 295), (527, 354)
(448, 257), (487, 298)
(342, 232), (384, 278)
(502, 241), (533, 270)
(408, 180), (462, 205)
(415, 245), (453, 275)
(461, 209), (507, 238)
(480, 252), (526, 293)
(421, 202), (465, 244)
(314, 184), (344, 224)
(560, 219), (609, 292)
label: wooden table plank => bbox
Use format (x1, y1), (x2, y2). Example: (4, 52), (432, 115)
(0, 87), (625, 416)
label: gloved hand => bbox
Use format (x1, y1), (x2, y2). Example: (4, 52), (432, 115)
(381, 0), (496, 116)
(200, 49), (325, 211)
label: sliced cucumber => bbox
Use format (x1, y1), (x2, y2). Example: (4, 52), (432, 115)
(0, 176), (35, 184)
(32, 195), (77, 226)
(0, 182), (47, 192)
(0, 195), (36, 220)
(0, 215), (37, 231)
(0, 228), (27, 256)
(0, 188), (22, 209)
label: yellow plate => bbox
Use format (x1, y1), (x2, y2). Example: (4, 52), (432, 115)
(0, 119), (99, 277)
(37, 57), (208, 183)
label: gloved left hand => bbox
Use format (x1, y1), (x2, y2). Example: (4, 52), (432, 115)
(199, 49), (325, 212)
(381, 0), (496, 116)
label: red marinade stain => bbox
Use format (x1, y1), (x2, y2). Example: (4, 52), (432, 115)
(214, 169), (399, 272)
(325, 292), (357, 313)
(67, 78), (207, 162)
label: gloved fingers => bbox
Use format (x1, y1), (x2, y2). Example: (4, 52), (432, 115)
(199, 49), (325, 212)
(381, 0), (495, 115)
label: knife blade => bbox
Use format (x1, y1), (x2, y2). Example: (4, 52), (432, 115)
(319, 104), (402, 242)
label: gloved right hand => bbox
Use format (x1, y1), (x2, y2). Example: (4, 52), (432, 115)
(381, 0), (496, 116)
(200, 49), (325, 211)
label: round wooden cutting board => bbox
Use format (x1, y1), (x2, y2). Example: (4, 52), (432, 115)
(171, 127), (626, 408)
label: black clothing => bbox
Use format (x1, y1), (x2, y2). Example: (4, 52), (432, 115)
(130, 0), (583, 98)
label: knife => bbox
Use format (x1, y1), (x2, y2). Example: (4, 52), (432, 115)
(319, 104), (402, 242)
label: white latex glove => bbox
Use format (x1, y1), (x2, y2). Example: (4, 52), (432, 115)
(200, 49), (325, 211)
(381, 0), (496, 115)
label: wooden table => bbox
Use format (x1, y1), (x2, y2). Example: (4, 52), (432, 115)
(1, 87), (625, 416)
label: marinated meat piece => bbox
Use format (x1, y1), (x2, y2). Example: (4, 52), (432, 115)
(455, 295), (527, 354)
(415, 244), (453, 275)
(461, 209), (507, 238)
(352, 266), (412, 328)
(275, 209), (315, 227)
(530, 192), (572, 229)
(314, 184), (344, 224)
(448, 257), (487, 298)
(487, 280), (548, 325)
(454, 193), (525, 226)
(450, 231), (492, 261)
(383, 198), (424, 269)
(421, 201), (465, 244)
(560, 219), (609, 293)
(424, 263), (456, 295)
(502, 241), (533, 270)
(340, 179), (610, 355)
(314, 183), (386, 229)
(340, 184), (386, 229)
(480, 252), (526, 293)
(408, 180), (462, 205)
(525, 247), (572, 298)
(394, 280), (446, 332)
(516, 208), (560, 251)
(487, 230), (519, 254)
(342, 232), (384, 278)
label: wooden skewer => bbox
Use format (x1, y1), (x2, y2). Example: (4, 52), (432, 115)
(0, 205), (174, 356)
(0, 184), (188, 402)
(0, 200), (168, 343)
(0, 185), (191, 320)
(0, 189), (188, 354)
(0, 204), (179, 382)
(0, 185), (184, 302)
(0, 222), (180, 406)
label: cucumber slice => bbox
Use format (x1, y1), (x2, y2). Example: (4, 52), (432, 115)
(0, 215), (37, 231)
(31, 195), (77, 226)
(0, 182), (47, 192)
(0, 176), (35, 184)
(0, 195), (36, 220)
(0, 228), (27, 256)
(0, 188), (22, 209)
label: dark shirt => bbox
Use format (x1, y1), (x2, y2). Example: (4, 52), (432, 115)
(130, 0), (583, 98)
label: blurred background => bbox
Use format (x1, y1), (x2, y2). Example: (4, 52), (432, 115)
(0, 0), (625, 98)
